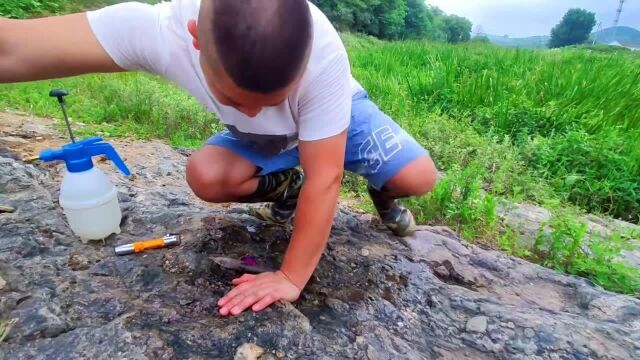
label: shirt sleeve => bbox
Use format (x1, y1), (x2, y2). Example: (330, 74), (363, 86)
(86, 2), (169, 75)
(297, 52), (352, 142)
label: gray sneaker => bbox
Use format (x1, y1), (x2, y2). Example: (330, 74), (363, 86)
(251, 168), (304, 223)
(368, 185), (416, 237)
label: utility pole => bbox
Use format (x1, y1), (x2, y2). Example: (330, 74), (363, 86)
(613, 0), (625, 28)
(613, 0), (625, 41)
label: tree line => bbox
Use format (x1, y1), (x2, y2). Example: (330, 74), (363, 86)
(311, 0), (472, 43)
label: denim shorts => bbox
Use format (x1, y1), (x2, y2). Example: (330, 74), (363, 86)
(206, 91), (429, 189)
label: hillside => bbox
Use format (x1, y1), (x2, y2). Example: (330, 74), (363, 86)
(486, 34), (550, 49)
(486, 26), (640, 49)
(593, 26), (640, 47)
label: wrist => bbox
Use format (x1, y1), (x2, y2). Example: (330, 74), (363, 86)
(278, 269), (306, 291)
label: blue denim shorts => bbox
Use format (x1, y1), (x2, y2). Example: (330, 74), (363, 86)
(206, 91), (429, 189)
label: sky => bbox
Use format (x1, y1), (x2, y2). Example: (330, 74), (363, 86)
(426, 0), (640, 38)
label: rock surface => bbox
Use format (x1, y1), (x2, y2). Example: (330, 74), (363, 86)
(1, 113), (640, 359)
(498, 202), (640, 268)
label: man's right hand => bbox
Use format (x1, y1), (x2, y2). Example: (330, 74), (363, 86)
(0, 13), (122, 84)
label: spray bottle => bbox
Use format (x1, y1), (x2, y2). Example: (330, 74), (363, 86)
(39, 89), (131, 242)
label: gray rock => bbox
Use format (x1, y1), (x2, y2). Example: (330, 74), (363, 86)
(466, 316), (488, 333)
(235, 343), (265, 360)
(498, 201), (640, 268)
(1, 115), (640, 359)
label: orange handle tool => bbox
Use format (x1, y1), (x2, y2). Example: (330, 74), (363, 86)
(114, 234), (181, 256)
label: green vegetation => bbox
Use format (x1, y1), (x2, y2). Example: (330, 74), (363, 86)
(1, 1), (639, 296)
(0, 318), (17, 343)
(0, 0), (159, 18)
(311, 0), (471, 42)
(549, 8), (597, 48)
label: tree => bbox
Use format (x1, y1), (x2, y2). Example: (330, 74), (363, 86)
(311, 0), (470, 42)
(443, 15), (472, 43)
(404, 0), (446, 40)
(549, 8), (597, 48)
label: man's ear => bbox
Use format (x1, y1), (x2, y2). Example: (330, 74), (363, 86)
(188, 20), (200, 50)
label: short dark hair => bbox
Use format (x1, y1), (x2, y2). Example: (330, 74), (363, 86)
(207, 0), (313, 94)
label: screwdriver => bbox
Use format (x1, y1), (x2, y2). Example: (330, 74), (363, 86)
(114, 234), (181, 256)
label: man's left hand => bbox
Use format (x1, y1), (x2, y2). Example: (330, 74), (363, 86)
(218, 271), (301, 316)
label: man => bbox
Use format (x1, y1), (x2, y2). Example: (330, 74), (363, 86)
(0, 0), (437, 316)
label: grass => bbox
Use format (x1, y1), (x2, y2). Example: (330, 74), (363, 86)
(1, 5), (639, 296)
(0, 319), (17, 344)
(0, 73), (221, 148)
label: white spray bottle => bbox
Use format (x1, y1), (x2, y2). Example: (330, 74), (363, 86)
(39, 89), (131, 242)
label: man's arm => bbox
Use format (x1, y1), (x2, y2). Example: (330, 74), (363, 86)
(217, 132), (346, 316)
(280, 132), (346, 288)
(0, 13), (121, 83)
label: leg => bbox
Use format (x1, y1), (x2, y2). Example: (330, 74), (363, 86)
(187, 131), (303, 222)
(346, 92), (437, 236)
(186, 146), (259, 203)
(382, 156), (437, 198)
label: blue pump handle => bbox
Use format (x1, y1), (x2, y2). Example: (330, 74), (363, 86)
(39, 137), (131, 176)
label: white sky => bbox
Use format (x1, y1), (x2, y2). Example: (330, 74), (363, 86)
(426, 0), (640, 37)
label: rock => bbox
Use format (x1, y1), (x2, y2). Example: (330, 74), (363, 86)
(433, 265), (450, 278)
(0, 205), (16, 213)
(258, 354), (278, 360)
(0, 275), (6, 289)
(1, 115), (640, 359)
(234, 343), (265, 360)
(498, 201), (640, 268)
(466, 316), (488, 333)
(524, 328), (535, 338)
(275, 350), (285, 358)
(360, 248), (370, 257)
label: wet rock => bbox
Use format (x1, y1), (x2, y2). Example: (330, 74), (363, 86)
(234, 343), (265, 360)
(466, 316), (488, 333)
(1, 115), (640, 359)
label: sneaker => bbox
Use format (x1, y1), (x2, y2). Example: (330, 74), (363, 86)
(251, 168), (304, 223)
(368, 185), (416, 237)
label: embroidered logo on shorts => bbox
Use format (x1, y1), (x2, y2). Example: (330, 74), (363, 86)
(358, 126), (402, 172)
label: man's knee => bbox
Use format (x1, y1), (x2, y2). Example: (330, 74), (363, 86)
(387, 156), (438, 197)
(186, 154), (228, 203)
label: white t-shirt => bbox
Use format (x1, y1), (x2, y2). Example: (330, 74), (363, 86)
(87, 0), (363, 156)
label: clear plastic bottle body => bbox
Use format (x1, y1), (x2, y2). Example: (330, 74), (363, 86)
(59, 168), (122, 242)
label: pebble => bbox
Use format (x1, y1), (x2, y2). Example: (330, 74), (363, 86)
(234, 343), (264, 360)
(275, 350), (285, 358)
(0, 205), (16, 214)
(360, 248), (370, 257)
(524, 328), (536, 338)
(0, 275), (6, 289)
(466, 316), (488, 333)
(434, 265), (450, 278)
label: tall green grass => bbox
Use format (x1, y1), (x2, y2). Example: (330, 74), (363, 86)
(346, 36), (640, 222)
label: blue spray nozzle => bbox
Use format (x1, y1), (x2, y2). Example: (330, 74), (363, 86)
(39, 137), (131, 176)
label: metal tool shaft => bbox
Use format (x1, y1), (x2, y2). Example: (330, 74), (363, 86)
(59, 101), (76, 143)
